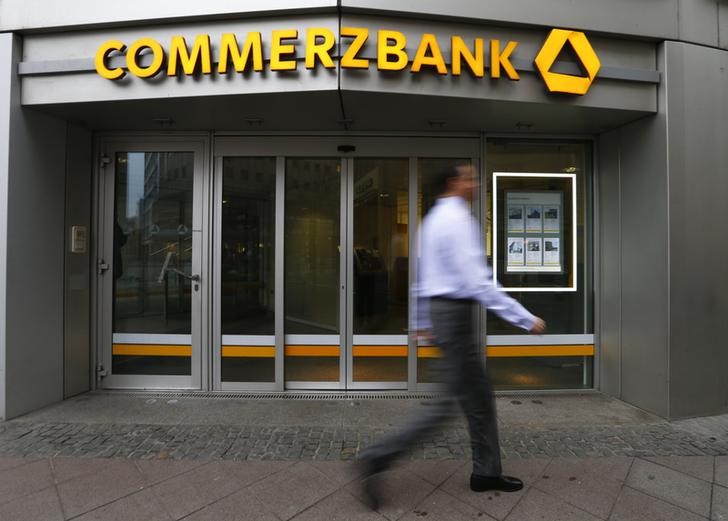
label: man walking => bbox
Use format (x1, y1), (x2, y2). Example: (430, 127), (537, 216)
(359, 163), (546, 508)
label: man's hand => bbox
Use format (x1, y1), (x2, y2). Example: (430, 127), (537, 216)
(529, 317), (546, 335)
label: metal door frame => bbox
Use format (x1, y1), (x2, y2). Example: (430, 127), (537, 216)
(96, 135), (211, 390)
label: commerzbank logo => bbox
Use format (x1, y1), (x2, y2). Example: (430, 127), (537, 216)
(534, 29), (601, 95)
(95, 27), (601, 96)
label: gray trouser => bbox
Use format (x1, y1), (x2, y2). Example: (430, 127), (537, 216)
(360, 298), (502, 477)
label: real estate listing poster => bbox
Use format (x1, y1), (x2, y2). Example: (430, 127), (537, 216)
(507, 237), (525, 266)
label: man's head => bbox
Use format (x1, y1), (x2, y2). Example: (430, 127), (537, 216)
(435, 163), (478, 202)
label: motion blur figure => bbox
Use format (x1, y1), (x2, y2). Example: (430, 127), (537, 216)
(358, 164), (546, 509)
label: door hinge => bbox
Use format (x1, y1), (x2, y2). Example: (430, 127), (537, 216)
(96, 364), (108, 378)
(98, 260), (110, 275)
(100, 154), (111, 168)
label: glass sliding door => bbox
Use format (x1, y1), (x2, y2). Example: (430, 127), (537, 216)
(99, 139), (207, 389)
(219, 157), (277, 386)
(348, 158), (409, 387)
(210, 136), (481, 391)
(284, 158), (343, 387)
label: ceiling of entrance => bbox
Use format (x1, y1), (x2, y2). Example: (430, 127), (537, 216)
(37, 90), (650, 134)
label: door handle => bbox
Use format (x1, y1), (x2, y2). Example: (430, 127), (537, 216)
(168, 270), (199, 282)
(157, 251), (200, 283)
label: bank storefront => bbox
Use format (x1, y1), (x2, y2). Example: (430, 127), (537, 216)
(78, 17), (627, 393)
(11, 1), (725, 419)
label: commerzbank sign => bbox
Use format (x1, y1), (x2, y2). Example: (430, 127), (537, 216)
(95, 27), (601, 95)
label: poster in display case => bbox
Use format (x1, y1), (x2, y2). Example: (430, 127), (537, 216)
(543, 238), (560, 265)
(503, 191), (562, 273)
(507, 206), (524, 232)
(525, 206), (542, 233)
(525, 237), (543, 265)
(507, 237), (525, 266)
(492, 172), (577, 291)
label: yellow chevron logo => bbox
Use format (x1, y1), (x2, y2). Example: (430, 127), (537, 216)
(534, 29), (601, 95)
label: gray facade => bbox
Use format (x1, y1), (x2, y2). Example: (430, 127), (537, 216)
(1, 1), (727, 419)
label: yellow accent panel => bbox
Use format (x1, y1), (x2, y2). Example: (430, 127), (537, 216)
(222, 346), (275, 358)
(113, 344), (191, 357)
(534, 29), (601, 95)
(417, 347), (442, 359)
(488, 345), (594, 357)
(417, 345), (594, 358)
(352, 346), (408, 357)
(285, 345), (340, 357)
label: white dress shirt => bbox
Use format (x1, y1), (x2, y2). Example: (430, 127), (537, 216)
(414, 196), (536, 332)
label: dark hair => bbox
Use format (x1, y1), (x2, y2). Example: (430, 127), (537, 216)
(433, 165), (461, 195)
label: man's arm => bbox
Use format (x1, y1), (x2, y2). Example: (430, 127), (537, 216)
(446, 215), (543, 332)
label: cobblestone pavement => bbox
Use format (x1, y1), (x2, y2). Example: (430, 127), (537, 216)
(1, 394), (728, 462)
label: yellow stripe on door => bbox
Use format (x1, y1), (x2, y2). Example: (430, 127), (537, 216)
(114, 344), (594, 359)
(417, 345), (595, 358)
(222, 346), (276, 358)
(352, 345), (408, 357)
(284, 345), (340, 357)
(112, 344), (192, 357)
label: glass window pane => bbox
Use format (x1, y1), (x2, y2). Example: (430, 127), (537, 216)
(285, 158), (341, 382)
(112, 151), (194, 376)
(221, 157), (276, 383)
(221, 157), (276, 335)
(489, 357), (593, 390)
(222, 357), (275, 382)
(352, 158), (409, 382)
(485, 140), (593, 335)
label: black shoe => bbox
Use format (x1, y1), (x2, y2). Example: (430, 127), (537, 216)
(470, 474), (524, 492)
(358, 458), (387, 510)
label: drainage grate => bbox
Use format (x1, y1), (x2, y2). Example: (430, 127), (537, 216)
(96, 390), (442, 401)
(93, 389), (595, 401)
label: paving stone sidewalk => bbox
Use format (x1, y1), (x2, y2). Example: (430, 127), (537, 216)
(2, 453), (728, 520)
(3, 393), (728, 520)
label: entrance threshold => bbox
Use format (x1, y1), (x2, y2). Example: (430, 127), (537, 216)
(94, 389), (599, 401)
(97, 390), (441, 400)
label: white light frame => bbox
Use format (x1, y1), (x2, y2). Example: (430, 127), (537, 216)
(493, 172), (577, 292)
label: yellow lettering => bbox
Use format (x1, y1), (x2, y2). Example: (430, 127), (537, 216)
(340, 27), (370, 69)
(126, 38), (165, 79)
(218, 32), (263, 73)
(411, 34), (447, 75)
(490, 40), (519, 80)
(305, 28), (335, 69)
(95, 40), (127, 80)
(270, 29), (298, 71)
(451, 36), (484, 77)
(377, 30), (408, 71)
(167, 35), (212, 76)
